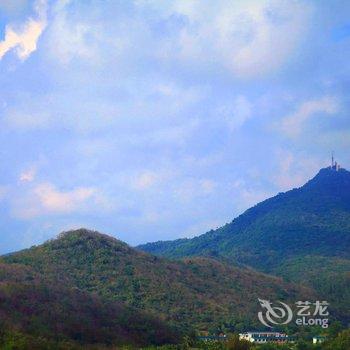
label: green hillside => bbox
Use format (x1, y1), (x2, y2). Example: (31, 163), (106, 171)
(2, 167), (348, 346)
(137, 167), (350, 321)
(0, 263), (181, 349)
(138, 167), (350, 264)
(2, 229), (314, 333)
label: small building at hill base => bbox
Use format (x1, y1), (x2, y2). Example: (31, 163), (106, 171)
(239, 331), (291, 344)
(313, 336), (326, 344)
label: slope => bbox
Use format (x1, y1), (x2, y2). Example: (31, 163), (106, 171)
(0, 263), (181, 348)
(138, 167), (350, 267)
(3, 229), (314, 331)
(137, 167), (350, 322)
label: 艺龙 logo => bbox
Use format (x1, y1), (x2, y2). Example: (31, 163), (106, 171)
(258, 298), (293, 328)
(257, 299), (330, 328)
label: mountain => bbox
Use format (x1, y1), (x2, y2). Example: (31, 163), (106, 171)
(138, 167), (350, 265)
(2, 229), (314, 333)
(1, 167), (349, 347)
(0, 262), (181, 349)
(137, 167), (350, 320)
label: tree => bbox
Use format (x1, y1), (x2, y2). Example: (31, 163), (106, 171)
(226, 334), (251, 350)
(327, 321), (343, 339)
(323, 329), (350, 350)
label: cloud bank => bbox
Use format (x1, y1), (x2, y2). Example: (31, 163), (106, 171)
(0, 0), (349, 253)
(0, 0), (47, 61)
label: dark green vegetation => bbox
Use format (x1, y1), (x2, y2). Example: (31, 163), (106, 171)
(1, 167), (349, 348)
(138, 168), (350, 322)
(140, 328), (350, 350)
(139, 168), (350, 266)
(0, 262), (181, 349)
(2, 229), (313, 334)
(142, 329), (350, 350)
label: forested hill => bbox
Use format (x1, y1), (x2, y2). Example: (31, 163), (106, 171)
(2, 229), (314, 333)
(0, 262), (181, 348)
(137, 167), (350, 322)
(138, 167), (350, 268)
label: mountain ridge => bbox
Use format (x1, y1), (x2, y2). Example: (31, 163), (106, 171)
(137, 167), (350, 262)
(2, 228), (315, 332)
(1, 166), (349, 347)
(137, 167), (350, 322)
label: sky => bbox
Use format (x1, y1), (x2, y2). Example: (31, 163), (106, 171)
(0, 0), (350, 253)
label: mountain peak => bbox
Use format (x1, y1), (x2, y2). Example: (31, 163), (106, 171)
(58, 228), (116, 241)
(316, 165), (349, 177)
(139, 163), (350, 267)
(3, 228), (316, 332)
(52, 228), (130, 251)
(303, 166), (350, 192)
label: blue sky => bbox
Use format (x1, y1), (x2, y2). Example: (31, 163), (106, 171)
(1, 0), (350, 253)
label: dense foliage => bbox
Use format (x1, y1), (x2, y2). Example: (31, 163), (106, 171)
(138, 168), (350, 322)
(141, 329), (350, 350)
(3, 229), (313, 332)
(0, 263), (181, 348)
(1, 167), (349, 347)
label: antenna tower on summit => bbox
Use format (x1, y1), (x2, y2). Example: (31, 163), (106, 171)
(330, 151), (341, 171)
(332, 151), (334, 167)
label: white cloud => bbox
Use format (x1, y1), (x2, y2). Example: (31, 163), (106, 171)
(47, 0), (106, 65)
(0, 0), (47, 61)
(48, 18), (98, 65)
(280, 96), (339, 138)
(147, 0), (312, 78)
(222, 0), (310, 78)
(45, 0), (311, 78)
(13, 182), (96, 219)
(133, 171), (158, 190)
(34, 183), (95, 212)
(219, 95), (252, 131)
(19, 166), (36, 182)
(199, 179), (216, 195)
(273, 150), (324, 190)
